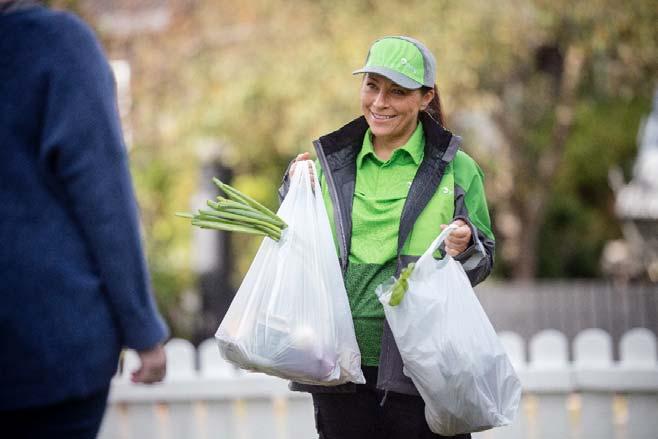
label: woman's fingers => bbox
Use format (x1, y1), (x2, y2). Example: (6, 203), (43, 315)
(289, 153), (316, 192)
(440, 220), (471, 256)
(131, 344), (167, 384)
(289, 152), (311, 177)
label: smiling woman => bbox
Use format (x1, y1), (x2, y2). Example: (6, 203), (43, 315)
(280, 35), (495, 439)
(359, 73), (434, 160)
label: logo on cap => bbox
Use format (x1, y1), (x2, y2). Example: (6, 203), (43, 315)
(400, 58), (417, 74)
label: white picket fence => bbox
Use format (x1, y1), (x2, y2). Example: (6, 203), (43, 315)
(99, 328), (658, 439)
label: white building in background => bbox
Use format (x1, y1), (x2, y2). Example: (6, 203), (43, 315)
(83, 0), (172, 37)
(606, 89), (658, 281)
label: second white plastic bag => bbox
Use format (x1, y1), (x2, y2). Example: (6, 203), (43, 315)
(216, 161), (365, 386)
(376, 225), (521, 435)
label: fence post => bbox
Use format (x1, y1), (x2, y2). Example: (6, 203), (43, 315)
(97, 399), (122, 439)
(573, 328), (615, 439)
(620, 328), (657, 368)
(163, 339), (199, 439)
(499, 330), (526, 370)
(619, 328), (658, 439)
(119, 349), (160, 439)
(235, 375), (284, 439)
(198, 338), (238, 438)
(528, 330), (571, 439)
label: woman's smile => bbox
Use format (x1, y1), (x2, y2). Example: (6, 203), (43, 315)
(370, 112), (396, 121)
(360, 73), (433, 152)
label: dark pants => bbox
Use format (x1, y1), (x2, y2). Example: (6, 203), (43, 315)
(0, 386), (110, 439)
(312, 367), (471, 439)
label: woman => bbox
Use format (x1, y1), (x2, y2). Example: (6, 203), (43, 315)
(281, 36), (494, 439)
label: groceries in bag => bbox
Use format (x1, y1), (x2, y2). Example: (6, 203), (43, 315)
(215, 161), (364, 385)
(220, 312), (339, 381)
(376, 225), (521, 435)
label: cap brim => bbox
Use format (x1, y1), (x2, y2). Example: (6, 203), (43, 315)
(352, 66), (423, 90)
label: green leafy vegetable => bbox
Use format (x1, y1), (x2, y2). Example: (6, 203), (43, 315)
(389, 262), (415, 306)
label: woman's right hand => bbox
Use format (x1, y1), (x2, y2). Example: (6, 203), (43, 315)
(289, 152), (316, 192)
(289, 152), (313, 178)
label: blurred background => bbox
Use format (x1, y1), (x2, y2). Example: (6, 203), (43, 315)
(48, 0), (656, 344)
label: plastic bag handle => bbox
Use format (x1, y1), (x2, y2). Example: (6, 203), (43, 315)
(308, 160), (319, 191)
(415, 223), (459, 267)
(292, 159), (319, 194)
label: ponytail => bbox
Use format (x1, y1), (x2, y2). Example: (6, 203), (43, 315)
(422, 85), (444, 127)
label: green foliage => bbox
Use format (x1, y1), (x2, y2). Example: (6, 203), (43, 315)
(129, 147), (196, 335)
(45, 0), (80, 9)
(537, 96), (650, 277)
(75, 0), (656, 334)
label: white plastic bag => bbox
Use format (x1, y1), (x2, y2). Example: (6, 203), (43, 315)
(215, 161), (365, 386)
(376, 225), (521, 435)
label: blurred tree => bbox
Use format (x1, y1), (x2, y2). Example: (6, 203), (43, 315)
(45, 0), (80, 9)
(451, 0), (657, 279)
(68, 0), (656, 333)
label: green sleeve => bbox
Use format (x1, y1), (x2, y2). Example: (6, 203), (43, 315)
(452, 151), (495, 285)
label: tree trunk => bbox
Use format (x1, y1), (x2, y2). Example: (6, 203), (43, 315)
(513, 199), (542, 279)
(511, 45), (586, 280)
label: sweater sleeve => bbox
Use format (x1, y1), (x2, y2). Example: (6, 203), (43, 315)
(40, 13), (168, 351)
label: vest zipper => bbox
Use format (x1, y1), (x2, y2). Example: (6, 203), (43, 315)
(379, 389), (389, 407)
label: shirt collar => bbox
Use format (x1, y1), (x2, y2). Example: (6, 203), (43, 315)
(356, 122), (425, 168)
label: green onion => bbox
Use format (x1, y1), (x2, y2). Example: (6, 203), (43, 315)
(198, 209), (282, 236)
(191, 219), (268, 236)
(177, 178), (287, 241)
(389, 262), (415, 306)
(212, 178), (283, 225)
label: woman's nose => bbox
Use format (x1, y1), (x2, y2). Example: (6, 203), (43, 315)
(373, 90), (388, 108)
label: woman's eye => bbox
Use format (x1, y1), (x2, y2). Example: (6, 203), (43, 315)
(392, 88), (406, 95)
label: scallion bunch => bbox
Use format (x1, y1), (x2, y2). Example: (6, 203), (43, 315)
(176, 178), (287, 241)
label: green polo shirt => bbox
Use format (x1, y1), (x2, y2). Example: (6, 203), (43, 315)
(316, 123), (476, 365)
(347, 124), (425, 365)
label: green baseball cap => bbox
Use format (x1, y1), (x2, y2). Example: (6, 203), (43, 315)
(353, 36), (436, 90)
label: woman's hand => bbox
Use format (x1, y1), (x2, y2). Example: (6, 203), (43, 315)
(289, 152), (312, 177)
(132, 343), (167, 384)
(289, 152), (316, 194)
(440, 219), (471, 256)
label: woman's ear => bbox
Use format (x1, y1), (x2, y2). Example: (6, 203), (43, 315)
(420, 88), (435, 111)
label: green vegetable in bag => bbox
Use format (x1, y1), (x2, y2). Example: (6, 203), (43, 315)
(389, 262), (415, 306)
(176, 178), (287, 241)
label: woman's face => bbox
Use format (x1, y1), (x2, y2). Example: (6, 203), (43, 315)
(360, 73), (434, 147)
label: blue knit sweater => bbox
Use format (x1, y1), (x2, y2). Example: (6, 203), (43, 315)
(0, 5), (168, 409)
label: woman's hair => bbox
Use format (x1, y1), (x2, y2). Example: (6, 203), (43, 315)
(422, 85), (444, 126)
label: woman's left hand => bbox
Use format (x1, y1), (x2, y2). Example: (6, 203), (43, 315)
(440, 219), (471, 256)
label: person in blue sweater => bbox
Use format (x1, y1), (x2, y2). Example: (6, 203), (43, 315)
(0, 1), (169, 437)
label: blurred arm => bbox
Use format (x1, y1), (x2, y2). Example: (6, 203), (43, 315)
(40, 16), (168, 351)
